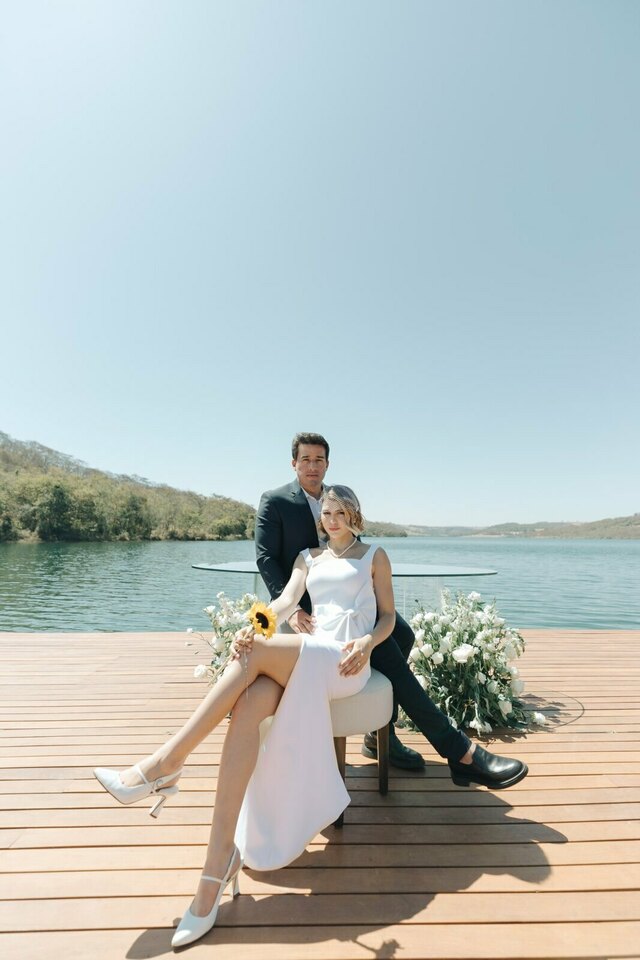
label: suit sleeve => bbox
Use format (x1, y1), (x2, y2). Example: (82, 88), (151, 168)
(255, 492), (288, 600)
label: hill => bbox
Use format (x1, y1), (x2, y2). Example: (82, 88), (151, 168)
(2, 432), (635, 542)
(0, 431), (255, 542)
(407, 515), (640, 539)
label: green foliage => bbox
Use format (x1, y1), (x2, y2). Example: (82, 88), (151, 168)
(0, 432), (257, 544)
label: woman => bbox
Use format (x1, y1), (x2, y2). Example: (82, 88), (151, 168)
(94, 485), (395, 948)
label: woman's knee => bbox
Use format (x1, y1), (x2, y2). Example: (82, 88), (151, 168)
(231, 675), (282, 723)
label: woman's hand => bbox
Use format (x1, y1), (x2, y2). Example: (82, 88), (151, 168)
(339, 636), (372, 677)
(230, 625), (256, 661)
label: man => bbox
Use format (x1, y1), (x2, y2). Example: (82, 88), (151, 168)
(255, 432), (527, 788)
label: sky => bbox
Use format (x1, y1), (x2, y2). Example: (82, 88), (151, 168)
(1, 1), (638, 526)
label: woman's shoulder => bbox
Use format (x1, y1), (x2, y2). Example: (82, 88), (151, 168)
(369, 544), (390, 567)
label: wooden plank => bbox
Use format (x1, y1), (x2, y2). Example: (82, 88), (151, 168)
(2, 800), (640, 829)
(3, 889), (640, 932)
(3, 922), (640, 960)
(4, 862), (640, 899)
(3, 839), (640, 873)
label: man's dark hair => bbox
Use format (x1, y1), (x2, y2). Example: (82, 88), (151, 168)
(291, 432), (330, 461)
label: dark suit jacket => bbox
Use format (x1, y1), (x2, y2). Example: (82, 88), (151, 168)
(255, 480), (320, 613)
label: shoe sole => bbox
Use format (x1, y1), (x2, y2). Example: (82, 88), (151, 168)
(450, 762), (529, 790)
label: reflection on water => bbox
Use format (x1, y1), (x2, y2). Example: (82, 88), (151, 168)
(0, 537), (638, 632)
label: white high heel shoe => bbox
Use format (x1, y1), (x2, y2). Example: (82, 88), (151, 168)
(171, 846), (243, 949)
(93, 763), (183, 818)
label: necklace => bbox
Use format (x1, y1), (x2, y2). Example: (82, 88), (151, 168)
(328, 536), (357, 559)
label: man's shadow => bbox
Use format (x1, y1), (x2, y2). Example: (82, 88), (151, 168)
(126, 752), (567, 958)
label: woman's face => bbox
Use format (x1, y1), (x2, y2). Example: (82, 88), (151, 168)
(321, 499), (351, 536)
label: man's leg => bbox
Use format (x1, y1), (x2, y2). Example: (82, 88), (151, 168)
(369, 634), (528, 789)
(370, 633), (472, 762)
(363, 611), (428, 770)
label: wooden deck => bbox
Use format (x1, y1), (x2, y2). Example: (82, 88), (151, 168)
(1, 628), (639, 959)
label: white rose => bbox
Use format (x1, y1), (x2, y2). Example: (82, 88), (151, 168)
(509, 665), (519, 678)
(409, 647), (422, 663)
(431, 651), (444, 665)
(423, 611), (436, 623)
(414, 629), (425, 643)
(452, 643), (476, 664)
(193, 664), (208, 680)
(214, 635), (226, 653)
(486, 679), (498, 694)
(439, 637), (451, 653)
(420, 642), (434, 658)
(499, 699), (513, 716)
(431, 622), (442, 634)
(476, 671), (487, 684)
(504, 643), (516, 659)
(468, 592), (481, 602)
(204, 605), (215, 615)
(532, 711), (549, 725)
(511, 679), (525, 695)
(417, 675), (428, 689)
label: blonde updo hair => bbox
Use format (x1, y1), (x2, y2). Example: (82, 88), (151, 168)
(317, 485), (365, 538)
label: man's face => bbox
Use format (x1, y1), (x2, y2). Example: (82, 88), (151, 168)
(292, 443), (328, 497)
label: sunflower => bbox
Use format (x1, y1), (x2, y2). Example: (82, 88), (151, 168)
(248, 601), (277, 639)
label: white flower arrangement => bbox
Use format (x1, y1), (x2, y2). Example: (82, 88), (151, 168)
(406, 590), (546, 733)
(193, 591), (258, 684)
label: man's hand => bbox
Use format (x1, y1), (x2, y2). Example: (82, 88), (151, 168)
(288, 609), (315, 634)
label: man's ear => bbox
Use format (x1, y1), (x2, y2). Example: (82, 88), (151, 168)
(291, 458), (297, 470)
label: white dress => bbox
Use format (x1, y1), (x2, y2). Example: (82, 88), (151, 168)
(234, 544), (378, 870)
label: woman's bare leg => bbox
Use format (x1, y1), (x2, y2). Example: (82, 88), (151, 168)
(190, 675), (284, 916)
(119, 633), (299, 787)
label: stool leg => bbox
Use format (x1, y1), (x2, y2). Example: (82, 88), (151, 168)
(377, 725), (389, 796)
(333, 736), (346, 828)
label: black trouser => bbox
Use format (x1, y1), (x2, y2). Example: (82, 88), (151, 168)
(371, 611), (471, 763)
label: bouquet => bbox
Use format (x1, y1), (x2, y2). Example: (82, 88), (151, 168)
(405, 590), (547, 733)
(192, 592), (277, 684)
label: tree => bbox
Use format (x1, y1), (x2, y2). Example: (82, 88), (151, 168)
(36, 483), (74, 540)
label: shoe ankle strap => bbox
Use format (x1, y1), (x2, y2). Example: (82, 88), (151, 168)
(133, 764), (149, 785)
(201, 874), (224, 884)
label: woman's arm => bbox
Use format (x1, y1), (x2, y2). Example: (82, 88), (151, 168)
(268, 553), (309, 626)
(339, 547), (396, 676)
(231, 555), (309, 660)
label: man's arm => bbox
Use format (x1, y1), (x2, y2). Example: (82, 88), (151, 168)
(255, 492), (288, 600)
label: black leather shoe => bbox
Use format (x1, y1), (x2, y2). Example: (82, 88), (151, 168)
(362, 730), (425, 770)
(448, 745), (528, 789)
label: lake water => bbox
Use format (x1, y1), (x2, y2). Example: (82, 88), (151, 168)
(0, 537), (638, 632)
